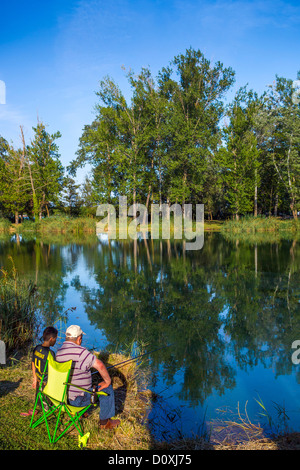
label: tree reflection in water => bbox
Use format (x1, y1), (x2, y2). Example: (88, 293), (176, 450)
(1, 231), (300, 436)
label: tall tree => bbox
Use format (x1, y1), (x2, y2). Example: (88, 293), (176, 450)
(27, 122), (64, 219)
(157, 48), (235, 206)
(70, 49), (235, 217)
(0, 132), (29, 223)
(60, 176), (82, 216)
(261, 75), (300, 219)
(71, 68), (159, 210)
(218, 87), (261, 219)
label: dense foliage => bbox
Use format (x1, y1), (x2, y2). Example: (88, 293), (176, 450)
(1, 48), (300, 221)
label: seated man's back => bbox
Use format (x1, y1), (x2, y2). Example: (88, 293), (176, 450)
(55, 339), (95, 401)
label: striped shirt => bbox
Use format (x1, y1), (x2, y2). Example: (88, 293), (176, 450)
(56, 341), (96, 401)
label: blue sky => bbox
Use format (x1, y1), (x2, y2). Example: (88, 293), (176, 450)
(1, 0), (300, 183)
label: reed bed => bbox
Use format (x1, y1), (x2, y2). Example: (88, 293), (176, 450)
(0, 217), (11, 232)
(14, 215), (97, 234)
(221, 215), (300, 234)
(0, 257), (37, 353)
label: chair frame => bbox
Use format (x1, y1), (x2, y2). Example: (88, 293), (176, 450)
(29, 354), (104, 444)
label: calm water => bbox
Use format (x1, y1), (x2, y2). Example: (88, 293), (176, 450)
(1, 230), (300, 439)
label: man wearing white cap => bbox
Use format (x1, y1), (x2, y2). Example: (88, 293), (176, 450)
(56, 324), (120, 429)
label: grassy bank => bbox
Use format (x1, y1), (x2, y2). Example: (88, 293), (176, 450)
(1, 355), (299, 450)
(1, 215), (300, 238)
(221, 215), (300, 234)
(0, 218), (11, 232)
(13, 216), (96, 235)
(0, 257), (37, 353)
(0, 351), (154, 450)
(10, 215), (206, 237)
(0, 216), (96, 235)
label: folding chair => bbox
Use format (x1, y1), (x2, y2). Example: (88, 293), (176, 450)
(30, 353), (107, 444)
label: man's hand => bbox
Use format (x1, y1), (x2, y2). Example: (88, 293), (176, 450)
(98, 380), (111, 391)
(93, 358), (111, 390)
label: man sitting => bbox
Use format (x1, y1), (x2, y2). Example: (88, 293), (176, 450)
(56, 324), (120, 429)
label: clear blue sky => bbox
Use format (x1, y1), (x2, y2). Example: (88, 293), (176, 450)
(1, 0), (300, 183)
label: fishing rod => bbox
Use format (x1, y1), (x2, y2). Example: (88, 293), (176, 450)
(91, 343), (172, 376)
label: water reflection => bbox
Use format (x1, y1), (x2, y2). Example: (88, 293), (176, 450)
(0, 231), (300, 435)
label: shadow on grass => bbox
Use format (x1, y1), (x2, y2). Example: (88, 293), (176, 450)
(0, 378), (23, 398)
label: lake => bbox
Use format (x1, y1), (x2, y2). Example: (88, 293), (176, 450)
(1, 230), (300, 440)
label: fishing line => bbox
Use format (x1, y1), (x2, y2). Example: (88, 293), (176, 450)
(92, 343), (172, 375)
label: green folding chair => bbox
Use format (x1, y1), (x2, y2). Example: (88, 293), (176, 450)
(30, 353), (107, 445)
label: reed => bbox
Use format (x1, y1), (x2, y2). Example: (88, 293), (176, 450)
(38, 215), (96, 233)
(0, 217), (11, 232)
(221, 215), (300, 234)
(0, 257), (37, 352)
(13, 215), (97, 234)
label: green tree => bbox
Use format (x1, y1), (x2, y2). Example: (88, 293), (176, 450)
(26, 122), (64, 219)
(218, 87), (261, 219)
(260, 75), (300, 218)
(60, 176), (82, 216)
(157, 48), (235, 206)
(70, 49), (235, 218)
(71, 69), (159, 212)
(0, 133), (30, 223)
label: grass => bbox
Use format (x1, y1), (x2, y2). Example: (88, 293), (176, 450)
(204, 220), (223, 231)
(1, 354), (300, 450)
(13, 215), (97, 235)
(0, 260), (155, 450)
(3, 214), (219, 238)
(208, 400), (300, 450)
(0, 351), (154, 450)
(0, 215), (97, 235)
(0, 218), (11, 232)
(2, 214), (300, 238)
(0, 257), (37, 353)
(221, 215), (300, 234)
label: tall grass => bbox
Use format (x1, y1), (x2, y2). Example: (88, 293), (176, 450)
(0, 218), (11, 232)
(15, 215), (97, 234)
(221, 215), (300, 234)
(0, 257), (37, 353)
(38, 215), (96, 233)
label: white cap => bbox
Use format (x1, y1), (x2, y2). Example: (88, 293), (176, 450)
(66, 325), (86, 338)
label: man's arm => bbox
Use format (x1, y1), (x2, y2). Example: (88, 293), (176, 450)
(31, 361), (37, 389)
(92, 358), (112, 391)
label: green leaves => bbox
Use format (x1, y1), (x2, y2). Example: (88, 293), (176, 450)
(27, 122), (64, 218)
(72, 48), (236, 212)
(0, 122), (64, 221)
(218, 87), (261, 218)
(0, 139), (30, 221)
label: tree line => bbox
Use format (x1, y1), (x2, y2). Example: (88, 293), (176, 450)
(1, 48), (300, 222)
(0, 123), (82, 223)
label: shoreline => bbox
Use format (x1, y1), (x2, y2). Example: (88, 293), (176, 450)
(1, 215), (299, 235)
(0, 353), (299, 451)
